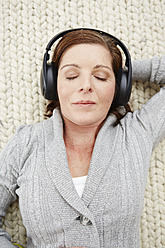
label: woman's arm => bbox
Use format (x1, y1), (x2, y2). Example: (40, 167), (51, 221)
(132, 56), (165, 84)
(0, 129), (22, 247)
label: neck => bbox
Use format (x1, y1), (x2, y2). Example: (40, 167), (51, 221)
(63, 120), (101, 152)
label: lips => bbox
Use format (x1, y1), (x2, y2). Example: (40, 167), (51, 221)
(73, 100), (95, 105)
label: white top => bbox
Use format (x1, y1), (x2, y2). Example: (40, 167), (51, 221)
(72, 175), (87, 198)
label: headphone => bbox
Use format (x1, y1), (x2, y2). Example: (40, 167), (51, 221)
(40, 28), (132, 107)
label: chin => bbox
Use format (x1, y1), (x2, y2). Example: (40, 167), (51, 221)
(72, 116), (106, 127)
(62, 111), (107, 127)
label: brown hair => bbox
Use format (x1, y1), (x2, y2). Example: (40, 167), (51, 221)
(45, 29), (132, 123)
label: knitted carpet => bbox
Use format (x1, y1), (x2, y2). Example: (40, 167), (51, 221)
(0, 0), (165, 247)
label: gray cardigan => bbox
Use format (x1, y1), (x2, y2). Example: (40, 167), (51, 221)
(0, 57), (165, 248)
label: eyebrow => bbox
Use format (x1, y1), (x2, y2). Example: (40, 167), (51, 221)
(60, 64), (80, 71)
(60, 63), (112, 71)
(93, 65), (112, 71)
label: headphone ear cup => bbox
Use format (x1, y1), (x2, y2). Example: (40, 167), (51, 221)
(40, 60), (58, 101)
(113, 67), (131, 107)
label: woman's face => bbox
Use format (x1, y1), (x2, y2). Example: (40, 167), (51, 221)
(57, 43), (116, 128)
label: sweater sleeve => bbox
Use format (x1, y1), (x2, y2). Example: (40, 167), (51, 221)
(132, 56), (165, 84)
(131, 86), (165, 150)
(0, 127), (24, 247)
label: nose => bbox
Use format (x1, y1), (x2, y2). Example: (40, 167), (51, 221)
(79, 75), (92, 93)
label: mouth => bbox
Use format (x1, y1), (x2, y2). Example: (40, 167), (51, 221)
(73, 100), (96, 105)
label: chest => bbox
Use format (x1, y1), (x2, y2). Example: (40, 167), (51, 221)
(15, 124), (152, 247)
(16, 142), (147, 221)
(66, 147), (92, 177)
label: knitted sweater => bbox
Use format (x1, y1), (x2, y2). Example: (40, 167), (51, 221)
(0, 57), (165, 248)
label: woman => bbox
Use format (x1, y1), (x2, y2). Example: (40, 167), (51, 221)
(0, 29), (165, 248)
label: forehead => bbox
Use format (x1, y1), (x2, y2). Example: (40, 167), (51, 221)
(59, 43), (112, 66)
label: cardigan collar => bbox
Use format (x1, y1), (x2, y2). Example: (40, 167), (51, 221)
(44, 108), (118, 220)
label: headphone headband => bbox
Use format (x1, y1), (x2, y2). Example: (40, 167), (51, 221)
(46, 28), (131, 66)
(41, 28), (132, 107)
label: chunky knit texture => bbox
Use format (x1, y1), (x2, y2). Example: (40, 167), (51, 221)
(0, 0), (165, 247)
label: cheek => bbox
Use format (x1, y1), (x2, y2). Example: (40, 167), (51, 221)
(100, 84), (116, 104)
(57, 80), (73, 105)
(57, 78), (67, 103)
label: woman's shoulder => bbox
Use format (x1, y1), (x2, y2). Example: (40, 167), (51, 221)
(15, 116), (54, 145)
(6, 108), (61, 150)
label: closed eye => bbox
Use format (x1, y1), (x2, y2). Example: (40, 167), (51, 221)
(66, 76), (78, 80)
(95, 76), (107, 81)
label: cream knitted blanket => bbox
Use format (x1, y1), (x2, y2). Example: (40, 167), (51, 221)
(0, 0), (165, 247)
